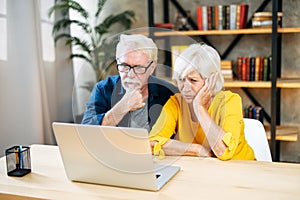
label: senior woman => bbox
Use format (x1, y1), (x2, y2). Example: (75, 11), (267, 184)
(149, 43), (255, 161)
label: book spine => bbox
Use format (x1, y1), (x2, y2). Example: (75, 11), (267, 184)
(230, 4), (237, 30)
(236, 4), (241, 29)
(259, 57), (264, 81)
(248, 105), (253, 119)
(197, 6), (203, 30)
(202, 6), (208, 31)
(263, 57), (270, 81)
(214, 5), (219, 30)
(250, 57), (255, 81)
(225, 5), (230, 30)
(241, 57), (247, 81)
(211, 6), (215, 30)
(207, 6), (212, 30)
(246, 57), (250, 81)
(239, 4), (249, 29)
(218, 5), (223, 30)
(237, 57), (242, 80)
(255, 56), (261, 81)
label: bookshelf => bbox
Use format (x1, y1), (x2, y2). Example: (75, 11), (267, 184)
(147, 0), (300, 161)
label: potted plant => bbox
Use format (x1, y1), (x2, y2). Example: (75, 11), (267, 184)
(48, 0), (135, 122)
(48, 0), (135, 81)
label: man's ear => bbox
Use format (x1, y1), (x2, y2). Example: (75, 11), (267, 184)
(148, 61), (157, 74)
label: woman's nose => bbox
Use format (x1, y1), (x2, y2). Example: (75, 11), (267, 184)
(182, 80), (191, 91)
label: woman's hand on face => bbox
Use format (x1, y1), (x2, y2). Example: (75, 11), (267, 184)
(193, 72), (217, 111)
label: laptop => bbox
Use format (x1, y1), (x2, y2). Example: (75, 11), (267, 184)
(52, 122), (180, 191)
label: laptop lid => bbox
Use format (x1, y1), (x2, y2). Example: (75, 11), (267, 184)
(52, 122), (180, 191)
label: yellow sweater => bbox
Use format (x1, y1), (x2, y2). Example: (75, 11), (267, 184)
(149, 91), (255, 160)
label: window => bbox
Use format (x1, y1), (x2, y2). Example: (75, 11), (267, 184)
(39, 0), (55, 62)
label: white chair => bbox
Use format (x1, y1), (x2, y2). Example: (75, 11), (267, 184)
(243, 118), (272, 162)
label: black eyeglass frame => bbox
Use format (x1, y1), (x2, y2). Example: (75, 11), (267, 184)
(116, 61), (154, 74)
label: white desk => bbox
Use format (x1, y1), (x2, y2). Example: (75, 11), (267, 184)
(0, 144), (300, 200)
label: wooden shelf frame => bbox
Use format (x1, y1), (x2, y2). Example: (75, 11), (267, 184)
(265, 125), (299, 142)
(224, 79), (300, 88)
(151, 27), (300, 37)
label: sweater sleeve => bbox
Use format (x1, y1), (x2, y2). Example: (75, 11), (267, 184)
(149, 95), (179, 158)
(213, 92), (245, 160)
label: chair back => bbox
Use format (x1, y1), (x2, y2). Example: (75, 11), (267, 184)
(243, 118), (272, 162)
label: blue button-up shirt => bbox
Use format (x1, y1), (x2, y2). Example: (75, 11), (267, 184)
(81, 75), (178, 130)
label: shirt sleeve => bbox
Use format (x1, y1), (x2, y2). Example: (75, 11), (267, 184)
(214, 92), (244, 160)
(81, 83), (108, 125)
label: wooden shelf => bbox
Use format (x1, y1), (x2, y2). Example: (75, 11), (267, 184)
(264, 125), (299, 142)
(224, 79), (300, 88)
(149, 27), (300, 37)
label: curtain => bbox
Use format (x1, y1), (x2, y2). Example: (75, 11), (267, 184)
(0, 0), (74, 157)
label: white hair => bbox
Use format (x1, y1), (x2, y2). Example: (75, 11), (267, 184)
(172, 43), (224, 94)
(116, 34), (158, 62)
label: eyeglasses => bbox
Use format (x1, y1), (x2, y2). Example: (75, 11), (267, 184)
(117, 61), (153, 74)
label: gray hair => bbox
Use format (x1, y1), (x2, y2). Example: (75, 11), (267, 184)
(116, 34), (158, 62)
(172, 43), (224, 94)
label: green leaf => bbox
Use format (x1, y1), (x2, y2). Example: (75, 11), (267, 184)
(52, 19), (91, 35)
(54, 33), (72, 44)
(54, 34), (92, 55)
(94, 10), (135, 36)
(48, 0), (89, 19)
(66, 37), (92, 54)
(95, 0), (107, 18)
(70, 53), (93, 65)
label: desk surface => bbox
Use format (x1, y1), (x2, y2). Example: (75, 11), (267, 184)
(0, 144), (300, 200)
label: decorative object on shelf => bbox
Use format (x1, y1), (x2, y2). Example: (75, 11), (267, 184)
(174, 10), (191, 31)
(252, 12), (282, 28)
(154, 23), (174, 29)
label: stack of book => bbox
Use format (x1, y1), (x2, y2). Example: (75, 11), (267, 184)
(221, 60), (233, 80)
(252, 12), (282, 28)
(244, 105), (264, 123)
(197, 4), (248, 31)
(237, 56), (272, 81)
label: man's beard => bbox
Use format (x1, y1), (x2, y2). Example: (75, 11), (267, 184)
(122, 78), (143, 91)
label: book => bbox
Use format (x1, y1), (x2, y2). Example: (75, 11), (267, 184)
(202, 6), (208, 31)
(207, 6), (212, 30)
(211, 6), (215, 30)
(250, 57), (255, 81)
(236, 4), (241, 29)
(229, 4), (237, 30)
(218, 5), (223, 30)
(237, 57), (242, 80)
(255, 57), (261, 81)
(197, 6), (203, 30)
(241, 57), (247, 81)
(239, 4), (249, 29)
(259, 57), (264, 81)
(225, 5), (230, 30)
(263, 57), (270, 81)
(214, 5), (219, 30)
